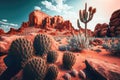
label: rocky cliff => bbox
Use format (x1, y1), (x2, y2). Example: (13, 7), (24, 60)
(108, 9), (120, 37)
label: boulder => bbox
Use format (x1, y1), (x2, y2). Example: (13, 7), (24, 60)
(94, 23), (108, 37)
(85, 58), (120, 80)
(109, 9), (120, 37)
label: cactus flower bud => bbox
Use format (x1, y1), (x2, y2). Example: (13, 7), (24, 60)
(92, 8), (96, 14)
(88, 7), (92, 12)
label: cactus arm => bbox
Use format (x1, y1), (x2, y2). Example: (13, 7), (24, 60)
(77, 19), (81, 29)
(79, 10), (85, 23)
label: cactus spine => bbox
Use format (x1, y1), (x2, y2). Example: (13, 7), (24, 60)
(79, 3), (96, 38)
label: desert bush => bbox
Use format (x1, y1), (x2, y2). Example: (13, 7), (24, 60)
(102, 39), (120, 56)
(110, 41), (120, 56)
(68, 34), (92, 51)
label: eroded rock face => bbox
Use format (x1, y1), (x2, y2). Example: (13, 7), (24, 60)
(85, 58), (120, 80)
(29, 10), (50, 26)
(6, 28), (18, 34)
(94, 23), (108, 37)
(77, 28), (93, 37)
(109, 9), (120, 37)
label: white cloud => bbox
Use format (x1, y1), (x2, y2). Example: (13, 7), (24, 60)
(0, 19), (18, 32)
(34, 6), (41, 10)
(41, 0), (72, 12)
(2, 19), (7, 22)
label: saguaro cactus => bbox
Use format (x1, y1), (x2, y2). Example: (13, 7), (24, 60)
(79, 3), (96, 38)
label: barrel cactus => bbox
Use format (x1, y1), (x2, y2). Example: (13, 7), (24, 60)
(4, 38), (34, 68)
(23, 57), (47, 80)
(44, 64), (59, 80)
(33, 34), (52, 56)
(47, 51), (58, 63)
(62, 52), (76, 69)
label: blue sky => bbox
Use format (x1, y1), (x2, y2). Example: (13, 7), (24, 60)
(0, 0), (120, 32)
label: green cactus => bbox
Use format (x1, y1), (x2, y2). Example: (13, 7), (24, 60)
(47, 51), (58, 63)
(62, 52), (76, 70)
(79, 3), (96, 38)
(33, 34), (52, 57)
(44, 64), (59, 80)
(6, 38), (34, 68)
(23, 57), (47, 80)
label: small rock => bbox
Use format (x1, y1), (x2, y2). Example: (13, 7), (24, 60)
(63, 73), (71, 80)
(70, 69), (78, 77)
(78, 70), (86, 80)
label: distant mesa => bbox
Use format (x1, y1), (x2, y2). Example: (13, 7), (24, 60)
(0, 10), (76, 35)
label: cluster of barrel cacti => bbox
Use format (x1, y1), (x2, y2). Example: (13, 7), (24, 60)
(1, 33), (77, 80)
(1, 34), (60, 80)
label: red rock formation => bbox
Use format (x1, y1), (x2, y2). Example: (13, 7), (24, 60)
(90, 38), (103, 46)
(94, 23), (108, 37)
(55, 20), (74, 31)
(0, 29), (5, 35)
(78, 27), (93, 37)
(6, 28), (18, 34)
(21, 22), (29, 28)
(109, 9), (120, 37)
(29, 10), (50, 27)
(1, 10), (94, 36)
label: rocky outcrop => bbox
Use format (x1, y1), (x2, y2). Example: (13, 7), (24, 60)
(29, 10), (50, 26)
(28, 10), (74, 32)
(55, 20), (73, 31)
(6, 28), (18, 34)
(21, 22), (29, 28)
(94, 23), (108, 37)
(90, 38), (103, 46)
(0, 29), (5, 35)
(85, 58), (120, 80)
(108, 9), (120, 37)
(79, 28), (94, 37)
